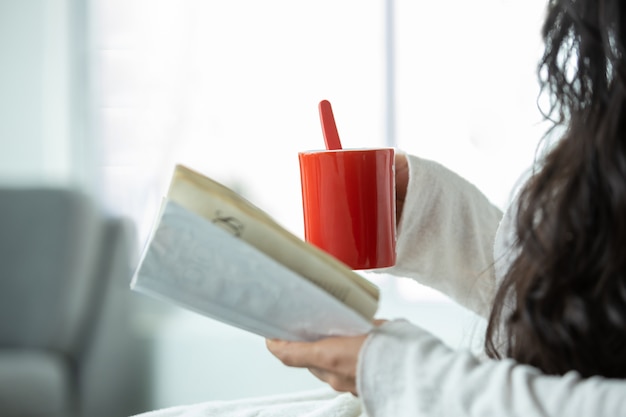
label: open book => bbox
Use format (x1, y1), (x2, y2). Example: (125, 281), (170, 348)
(131, 165), (380, 341)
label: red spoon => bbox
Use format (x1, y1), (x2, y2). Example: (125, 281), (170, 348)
(318, 100), (343, 150)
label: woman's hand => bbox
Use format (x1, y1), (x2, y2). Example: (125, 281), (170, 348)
(266, 334), (368, 396)
(395, 152), (409, 226)
(266, 321), (386, 396)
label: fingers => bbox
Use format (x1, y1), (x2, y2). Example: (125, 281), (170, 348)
(265, 339), (320, 368)
(308, 367), (357, 396)
(266, 331), (383, 396)
(395, 153), (409, 225)
(265, 337), (352, 374)
(266, 337), (361, 395)
(265, 322), (386, 371)
(266, 335), (366, 375)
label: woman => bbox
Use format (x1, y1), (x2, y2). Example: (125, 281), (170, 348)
(134, 0), (626, 415)
(267, 0), (626, 414)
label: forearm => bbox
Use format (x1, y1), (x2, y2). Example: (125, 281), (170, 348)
(358, 320), (626, 417)
(385, 154), (503, 317)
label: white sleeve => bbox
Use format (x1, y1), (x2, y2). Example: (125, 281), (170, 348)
(383, 154), (504, 317)
(357, 320), (626, 417)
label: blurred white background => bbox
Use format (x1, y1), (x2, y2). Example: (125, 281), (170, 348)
(0, 0), (548, 412)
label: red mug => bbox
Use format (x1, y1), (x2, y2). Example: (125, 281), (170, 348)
(298, 148), (396, 270)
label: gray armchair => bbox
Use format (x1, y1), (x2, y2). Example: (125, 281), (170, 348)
(0, 188), (151, 417)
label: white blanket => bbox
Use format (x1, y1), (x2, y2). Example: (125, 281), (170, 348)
(131, 388), (361, 417)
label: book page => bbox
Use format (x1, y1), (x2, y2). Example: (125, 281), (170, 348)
(132, 201), (373, 341)
(166, 164), (379, 319)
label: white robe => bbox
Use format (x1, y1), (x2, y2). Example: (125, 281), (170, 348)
(132, 153), (626, 417)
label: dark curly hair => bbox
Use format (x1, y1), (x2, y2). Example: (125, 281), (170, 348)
(485, 0), (626, 378)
